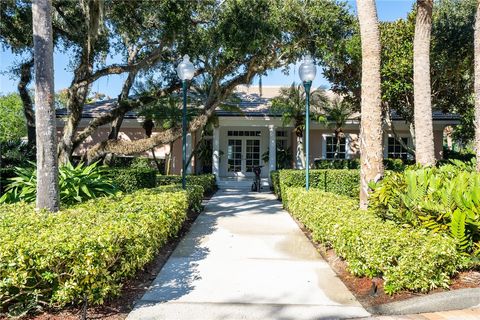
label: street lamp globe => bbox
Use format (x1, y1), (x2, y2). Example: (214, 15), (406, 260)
(177, 54), (195, 81)
(299, 55), (316, 83)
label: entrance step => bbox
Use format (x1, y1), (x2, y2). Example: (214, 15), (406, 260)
(217, 177), (270, 189)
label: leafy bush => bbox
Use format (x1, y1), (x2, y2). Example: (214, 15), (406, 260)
(107, 167), (157, 193)
(0, 162), (118, 205)
(270, 170), (280, 197)
(313, 158), (412, 171)
(156, 174), (217, 196)
(276, 169), (359, 200)
(0, 188), (188, 316)
(141, 185), (204, 212)
(370, 165), (480, 255)
(283, 187), (460, 294)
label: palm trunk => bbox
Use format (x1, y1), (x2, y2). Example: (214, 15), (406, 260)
(413, 0), (435, 166)
(357, 0), (384, 209)
(334, 128), (342, 160)
(474, 1), (480, 171)
(296, 134), (306, 169)
(33, 0), (59, 211)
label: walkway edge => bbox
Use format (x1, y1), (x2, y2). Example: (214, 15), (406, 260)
(366, 288), (480, 315)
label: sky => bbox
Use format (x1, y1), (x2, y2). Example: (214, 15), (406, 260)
(0, 0), (416, 98)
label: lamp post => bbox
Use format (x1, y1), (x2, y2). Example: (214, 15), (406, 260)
(176, 54), (195, 189)
(299, 55), (317, 191)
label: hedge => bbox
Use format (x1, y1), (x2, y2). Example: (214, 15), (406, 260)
(107, 167), (157, 192)
(156, 174), (217, 196)
(275, 169), (359, 199)
(313, 158), (413, 171)
(141, 185), (204, 213)
(283, 187), (460, 294)
(0, 188), (188, 316)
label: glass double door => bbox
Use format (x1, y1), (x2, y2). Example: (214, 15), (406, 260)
(227, 138), (261, 176)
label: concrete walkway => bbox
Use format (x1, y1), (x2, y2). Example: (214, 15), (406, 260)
(127, 189), (370, 320)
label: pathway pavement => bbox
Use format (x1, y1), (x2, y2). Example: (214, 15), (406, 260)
(127, 188), (370, 320)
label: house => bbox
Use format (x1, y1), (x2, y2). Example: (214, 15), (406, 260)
(56, 85), (459, 187)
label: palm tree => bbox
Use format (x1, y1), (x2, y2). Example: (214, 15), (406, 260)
(32, 0), (59, 211)
(318, 97), (356, 159)
(356, 0), (384, 209)
(270, 83), (327, 168)
(474, 0), (480, 171)
(413, 0), (435, 166)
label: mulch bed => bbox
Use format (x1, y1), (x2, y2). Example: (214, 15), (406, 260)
(293, 216), (480, 308)
(19, 196), (209, 320)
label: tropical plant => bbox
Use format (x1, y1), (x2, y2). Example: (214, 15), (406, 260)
(356, 0), (384, 209)
(318, 97), (356, 159)
(270, 83), (328, 168)
(0, 162), (118, 205)
(413, 0), (436, 166)
(370, 165), (480, 254)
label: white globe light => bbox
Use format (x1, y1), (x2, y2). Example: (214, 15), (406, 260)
(177, 54), (195, 81)
(299, 55), (317, 82)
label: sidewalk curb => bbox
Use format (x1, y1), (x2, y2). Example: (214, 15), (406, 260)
(366, 288), (480, 315)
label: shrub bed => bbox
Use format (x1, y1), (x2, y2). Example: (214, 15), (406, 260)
(283, 187), (460, 294)
(276, 169), (359, 199)
(313, 158), (413, 171)
(156, 174), (216, 196)
(0, 188), (188, 316)
(0, 167), (16, 195)
(107, 167), (157, 192)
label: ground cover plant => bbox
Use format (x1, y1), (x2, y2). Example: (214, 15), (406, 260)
(283, 187), (460, 294)
(0, 188), (189, 317)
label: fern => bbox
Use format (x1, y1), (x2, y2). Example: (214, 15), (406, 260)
(450, 209), (470, 251)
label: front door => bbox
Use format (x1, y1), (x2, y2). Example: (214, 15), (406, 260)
(227, 135), (261, 176)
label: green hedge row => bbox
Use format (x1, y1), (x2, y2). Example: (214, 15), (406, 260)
(0, 188), (189, 316)
(283, 187), (460, 294)
(272, 169), (359, 199)
(143, 185), (204, 213)
(157, 174), (217, 196)
(313, 158), (413, 171)
(106, 167), (157, 192)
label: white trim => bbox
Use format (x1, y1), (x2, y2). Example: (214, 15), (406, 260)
(321, 133), (351, 160)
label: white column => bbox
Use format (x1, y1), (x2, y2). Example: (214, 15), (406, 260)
(269, 125), (276, 178)
(186, 132), (193, 174)
(212, 127), (220, 182)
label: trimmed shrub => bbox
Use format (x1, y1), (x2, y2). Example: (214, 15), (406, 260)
(313, 158), (411, 172)
(141, 185), (204, 212)
(283, 187), (460, 294)
(277, 169), (359, 200)
(270, 171), (280, 197)
(0, 188), (188, 316)
(108, 167), (157, 193)
(156, 174), (217, 196)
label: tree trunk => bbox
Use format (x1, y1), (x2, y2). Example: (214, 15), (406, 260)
(18, 59), (36, 147)
(357, 0), (384, 209)
(413, 0), (435, 166)
(475, 1), (480, 171)
(57, 0), (102, 164)
(33, 0), (59, 212)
